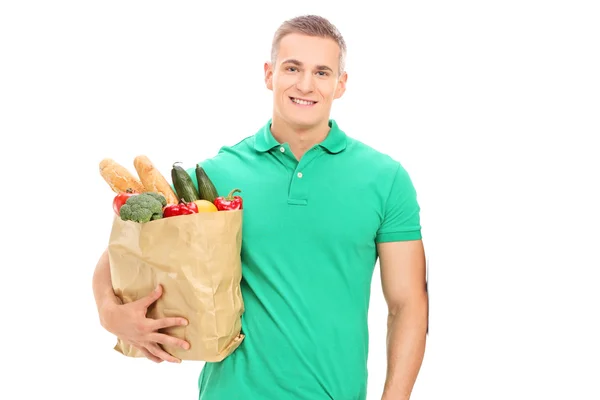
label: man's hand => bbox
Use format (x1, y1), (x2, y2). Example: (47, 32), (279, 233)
(100, 284), (190, 363)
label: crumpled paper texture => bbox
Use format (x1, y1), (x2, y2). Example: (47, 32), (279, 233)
(107, 209), (245, 362)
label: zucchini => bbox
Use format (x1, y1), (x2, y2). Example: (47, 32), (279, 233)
(171, 162), (199, 202)
(195, 164), (219, 203)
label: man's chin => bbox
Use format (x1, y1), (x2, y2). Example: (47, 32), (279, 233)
(273, 108), (326, 130)
(285, 113), (323, 129)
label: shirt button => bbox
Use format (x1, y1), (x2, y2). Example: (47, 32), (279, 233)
(279, 146), (285, 153)
(297, 172), (303, 178)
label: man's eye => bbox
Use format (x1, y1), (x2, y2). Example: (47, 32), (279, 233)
(287, 67), (298, 72)
(317, 71), (328, 76)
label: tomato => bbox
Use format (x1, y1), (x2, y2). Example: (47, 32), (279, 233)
(113, 190), (137, 215)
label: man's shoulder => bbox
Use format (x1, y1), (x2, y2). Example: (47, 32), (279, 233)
(200, 134), (256, 166)
(345, 135), (403, 173)
(187, 134), (256, 194)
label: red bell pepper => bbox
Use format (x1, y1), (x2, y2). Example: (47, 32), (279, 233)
(214, 189), (243, 211)
(163, 199), (199, 218)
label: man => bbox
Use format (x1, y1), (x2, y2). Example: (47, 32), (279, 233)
(93, 14), (428, 400)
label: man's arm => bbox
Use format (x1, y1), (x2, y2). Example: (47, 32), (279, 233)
(93, 248), (122, 329)
(92, 248), (190, 363)
(378, 239), (428, 400)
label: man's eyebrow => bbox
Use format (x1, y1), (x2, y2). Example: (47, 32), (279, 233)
(281, 58), (303, 66)
(281, 58), (334, 72)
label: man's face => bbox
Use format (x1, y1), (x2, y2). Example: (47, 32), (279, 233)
(264, 33), (347, 130)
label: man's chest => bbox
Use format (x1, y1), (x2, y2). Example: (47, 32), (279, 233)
(210, 159), (386, 248)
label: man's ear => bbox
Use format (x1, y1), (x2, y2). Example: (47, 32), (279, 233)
(264, 62), (274, 91)
(334, 71), (348, 99)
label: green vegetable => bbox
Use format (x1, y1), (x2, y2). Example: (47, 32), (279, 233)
(145, 191), (167, 207)
(120, 193), (164, 223)
(195, 164), (219, 203)
(172, 162), (199, 202)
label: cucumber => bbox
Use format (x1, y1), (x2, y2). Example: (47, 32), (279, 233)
(171, 162), (199, 202)
(195, 164), (219, 203)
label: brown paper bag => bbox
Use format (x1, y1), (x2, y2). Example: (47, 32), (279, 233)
(107, 209), (245, 362)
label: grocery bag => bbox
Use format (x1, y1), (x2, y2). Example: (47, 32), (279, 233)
(107, 209), (245, 362)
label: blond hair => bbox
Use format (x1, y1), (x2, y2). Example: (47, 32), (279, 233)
(271, 15), (347, 75)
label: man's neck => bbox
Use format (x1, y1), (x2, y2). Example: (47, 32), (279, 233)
(270, 117), (331, 160)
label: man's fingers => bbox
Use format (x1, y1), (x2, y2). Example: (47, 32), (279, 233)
(151, 316), (188, 331)
(140, 347), (163, 363)
(123, 340), (162, 363)
(151, 332), (190, 350)
(147, 343), (181, 364)
(136, 285), (163, 309)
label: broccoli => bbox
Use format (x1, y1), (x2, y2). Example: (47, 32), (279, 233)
(120, 193), (164, 223)
(145, 192), (167, 207)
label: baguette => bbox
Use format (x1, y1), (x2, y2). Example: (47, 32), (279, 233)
(99, 158), (145, 193)
(133, 155), (179, 205)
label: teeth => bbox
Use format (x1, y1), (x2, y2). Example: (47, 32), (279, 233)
(292, 97), (315, 105)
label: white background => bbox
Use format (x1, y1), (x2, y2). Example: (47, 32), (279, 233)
(1, 1), (599, 399)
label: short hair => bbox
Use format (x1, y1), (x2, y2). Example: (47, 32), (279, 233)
(270, 15), (347, 75)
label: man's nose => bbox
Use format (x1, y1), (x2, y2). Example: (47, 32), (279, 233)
(295, 72), (314, 93)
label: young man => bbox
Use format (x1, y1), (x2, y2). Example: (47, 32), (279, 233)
(93, 14), (428, 400)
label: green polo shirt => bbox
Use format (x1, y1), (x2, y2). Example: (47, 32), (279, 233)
(185, 119), (422, 400)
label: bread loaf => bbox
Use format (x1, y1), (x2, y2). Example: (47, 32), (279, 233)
(133, 155), (179, 205)
(99, 158), (145, 193)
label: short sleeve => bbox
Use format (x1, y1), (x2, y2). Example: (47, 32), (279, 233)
(375, 164), (422, 243)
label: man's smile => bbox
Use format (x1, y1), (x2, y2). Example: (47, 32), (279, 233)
(289, 96), (317, 106)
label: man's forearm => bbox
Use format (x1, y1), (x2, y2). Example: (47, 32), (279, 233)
(382, 295), (428, 400)
(92, 249), (120, 329)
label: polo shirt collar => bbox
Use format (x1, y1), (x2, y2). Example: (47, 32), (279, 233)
(254, 119), (347, 154)
(253, 119), (280, 152)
